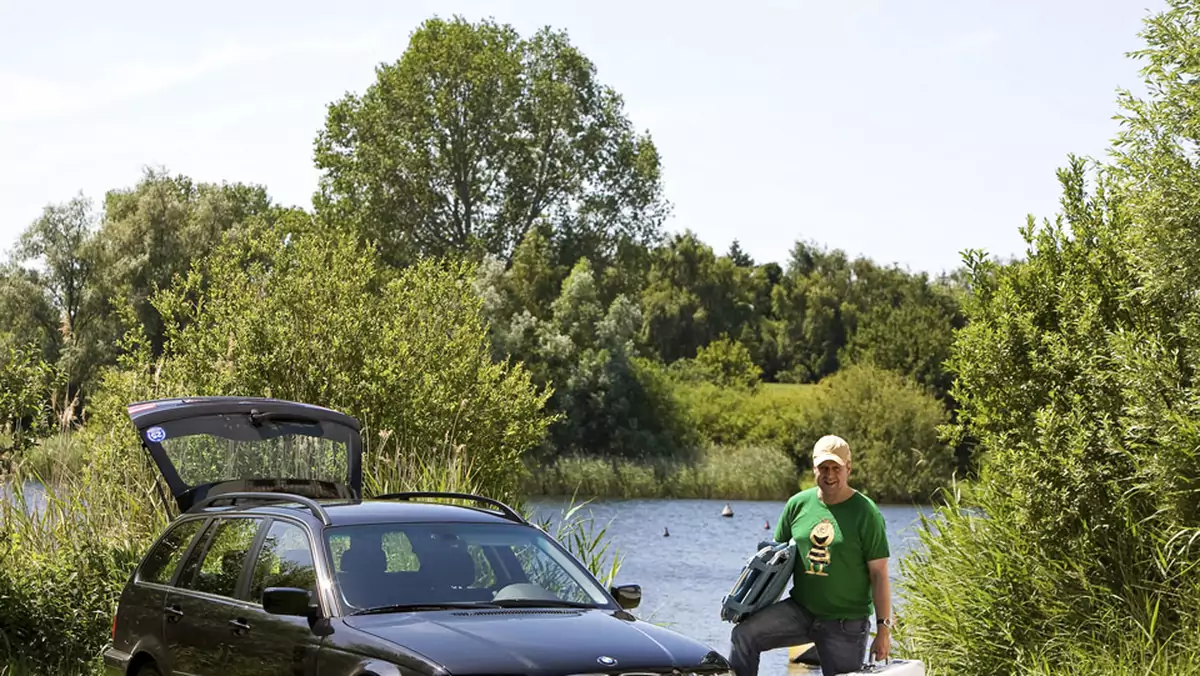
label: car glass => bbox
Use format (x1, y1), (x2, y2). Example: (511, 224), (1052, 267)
(328, 530), (420, 574)
(139, 518), (206, 585)
(181, 517), (263, 598)
(506, 538), (598, 605)
(174, 521), (217, 589)
(249, 520), (317, 602)
(467, 542), (496, 588)
(155, 414), (352, 489)
(323, 523), (609, 612)
(382, 531), (420, 571)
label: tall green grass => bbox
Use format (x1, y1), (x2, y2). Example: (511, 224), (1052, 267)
(897, 478), (1200, 676)
(0, 425), (168, 675)
(523, 445), (804, 500)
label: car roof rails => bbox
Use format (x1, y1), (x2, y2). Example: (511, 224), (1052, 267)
(372, 491), (528, 525)
(189, 491), (332, 526)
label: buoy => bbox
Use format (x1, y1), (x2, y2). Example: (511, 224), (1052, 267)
(663, 527), (670, 537)
(721, 504), (734, 517)
(764, 519), (771, 530)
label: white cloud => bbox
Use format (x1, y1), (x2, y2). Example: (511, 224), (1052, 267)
(0, 34), (384, 123)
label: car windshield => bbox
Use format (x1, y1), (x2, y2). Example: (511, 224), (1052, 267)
(323, 522), (613, 613)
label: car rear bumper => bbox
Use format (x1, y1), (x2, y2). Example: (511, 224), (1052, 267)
(103, 645), (132, 675)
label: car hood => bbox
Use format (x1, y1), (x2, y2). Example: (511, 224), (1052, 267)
(344, 608), (730, 675)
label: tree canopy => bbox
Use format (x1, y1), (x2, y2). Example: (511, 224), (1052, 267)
(314, 16), (668, 270)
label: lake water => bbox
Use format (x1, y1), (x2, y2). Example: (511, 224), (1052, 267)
(529, 497), (926, 675)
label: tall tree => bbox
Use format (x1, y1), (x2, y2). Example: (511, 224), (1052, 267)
(639, 231), (753, 362)
(728, 239), (754, 267)
(9, 194), (103, 414)
(94, 167), (278, 356)
(314, 16), (668, 268)
(15, 194), (97, 340)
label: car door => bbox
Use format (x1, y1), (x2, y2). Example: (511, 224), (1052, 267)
(112, 516), (209, 668)
(164, 515), (266, 676)
(241, 517), (325, 675)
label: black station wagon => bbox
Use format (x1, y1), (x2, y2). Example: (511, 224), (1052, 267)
(103, 396), (733, 676)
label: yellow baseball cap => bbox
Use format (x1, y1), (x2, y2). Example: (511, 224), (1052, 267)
(812, 435), (851, 467)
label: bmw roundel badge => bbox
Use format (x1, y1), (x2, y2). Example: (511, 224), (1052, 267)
(597, 655), (618, 667)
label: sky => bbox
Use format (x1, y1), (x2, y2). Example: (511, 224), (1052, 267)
(0, 0), (1166, 276)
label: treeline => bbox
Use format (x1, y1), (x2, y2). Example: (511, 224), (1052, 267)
(1, 15), (965, 502)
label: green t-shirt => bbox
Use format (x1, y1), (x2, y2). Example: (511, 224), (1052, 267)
(774, 487), (889, 619)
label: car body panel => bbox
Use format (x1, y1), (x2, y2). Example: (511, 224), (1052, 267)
(343, 609), (723, 675)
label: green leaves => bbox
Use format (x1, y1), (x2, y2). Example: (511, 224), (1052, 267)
(900, 4), (1200, 672)
(102, 222), (551, 503)
(314, 16), (667, 269)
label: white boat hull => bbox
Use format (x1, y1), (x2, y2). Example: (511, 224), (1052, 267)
(789, 660), (926, 675)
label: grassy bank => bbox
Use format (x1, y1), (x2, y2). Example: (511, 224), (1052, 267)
(521, 445), (808, 500)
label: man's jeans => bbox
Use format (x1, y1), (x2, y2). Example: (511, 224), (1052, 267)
(729, 598), (869, 676)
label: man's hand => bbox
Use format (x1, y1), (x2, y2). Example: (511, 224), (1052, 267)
(870, 625), (891, 662)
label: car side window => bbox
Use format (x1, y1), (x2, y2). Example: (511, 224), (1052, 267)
(181, 517), (263, 598)
(249, 520), (317, 603)
(139, 518), (206, 585)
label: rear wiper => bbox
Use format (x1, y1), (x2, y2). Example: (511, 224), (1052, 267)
(351, 602), (500, 615)
(491, 599), (601, 609)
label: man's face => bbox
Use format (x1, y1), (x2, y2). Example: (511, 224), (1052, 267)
(814, 459), (849, 492)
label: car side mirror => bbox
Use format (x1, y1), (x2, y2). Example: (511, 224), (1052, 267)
(263, 587), (315, 617)
(610, 584), (641, 610)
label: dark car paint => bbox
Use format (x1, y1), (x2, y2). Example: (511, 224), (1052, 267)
(344, 609), (723, 675)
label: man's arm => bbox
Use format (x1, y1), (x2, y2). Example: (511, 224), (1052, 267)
(773, 499), (794, 542)
(867, 557), (891, 660)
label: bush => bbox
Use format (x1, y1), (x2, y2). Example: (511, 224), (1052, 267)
(793, 364), (955, 503)
(110, 222), (552, 502)
(666, 380), (814, 457)
(0, 425), (169, 673)
(667, 368), (953, 503)
(900, 5), (1200, 668)
(0, 222), (579, 674)
(0, 339), (60, 459)
(668, 336), (763, 391)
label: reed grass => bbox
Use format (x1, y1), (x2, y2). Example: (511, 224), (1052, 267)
(523, 445), (804, 500)
(896, 476), (1200, 676)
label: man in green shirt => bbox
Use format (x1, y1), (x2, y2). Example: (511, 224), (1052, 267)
(728, 435), (893, 676)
